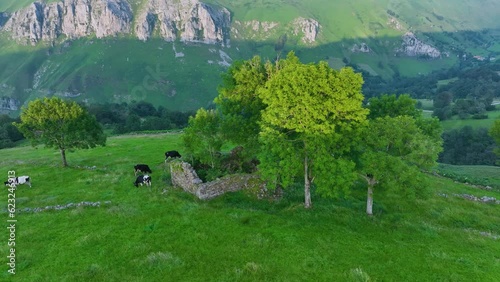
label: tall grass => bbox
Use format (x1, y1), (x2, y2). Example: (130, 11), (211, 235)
(0, 132), (499, 281)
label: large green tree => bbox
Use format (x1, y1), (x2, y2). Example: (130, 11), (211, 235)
(356, 116), (442, 215)
(258, 52), (368, 208)
(15, 97), (106, 167)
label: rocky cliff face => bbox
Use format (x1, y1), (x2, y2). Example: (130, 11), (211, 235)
(0, 0), (450, 58)
(292, 17), (320, 43)
(135, 0), (231, 46)
(2, 0), (133, 45)
(1, 0), (231, 46)
(398, 32), (441, 58)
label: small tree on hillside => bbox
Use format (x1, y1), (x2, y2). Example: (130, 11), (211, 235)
(182, 108), (224, 169)
(14, 97), (106, 167)
(356, 116), (442, 215)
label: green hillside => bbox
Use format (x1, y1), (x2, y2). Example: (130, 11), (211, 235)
(1, 0), (500, 113)
(1, 132), (499, 280)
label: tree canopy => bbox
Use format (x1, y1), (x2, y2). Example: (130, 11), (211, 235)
(258, 52), (368, 208)
(15, 97), (106, 166)
(367, 93), (421, 119)
(214, 56), (268, 159)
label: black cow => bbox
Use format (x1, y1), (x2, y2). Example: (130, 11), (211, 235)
(134, 175), (151, 187)
(165, 150), (182, 162)
(134, 164), (152, 176)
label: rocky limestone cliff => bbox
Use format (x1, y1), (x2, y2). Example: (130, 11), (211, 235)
(2, 0), (132, 45)
(292, 17), (320, 43)
(135, 0), (231, 46)
(2, 0), (231, 46)
(1, 1), (322, 47)
(397, 32), (441, 58)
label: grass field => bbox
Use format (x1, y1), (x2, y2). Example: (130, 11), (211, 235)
(434, 163), (500, 189)
(441, 108), (500, 130)
(417, 99), (434, 110)
(1, 132), (499, 281)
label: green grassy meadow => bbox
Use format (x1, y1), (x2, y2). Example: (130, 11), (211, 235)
(434, 163), (500, 188)
(441, 108), (500, 131)
(1, 133), (499, 281)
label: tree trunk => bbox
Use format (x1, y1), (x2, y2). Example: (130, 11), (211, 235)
(366, 185), (373, 216)
(60, 148), (68, 167)
(304, 153), (312, 209)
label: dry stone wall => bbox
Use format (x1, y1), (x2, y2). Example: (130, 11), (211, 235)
(170, 161), (264, 200)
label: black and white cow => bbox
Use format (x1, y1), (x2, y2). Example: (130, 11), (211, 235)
(4, 176), (31, 188)
(165, 150), (182, 162)
(134, 164), (152, 176)
(134, 175), (151, 187)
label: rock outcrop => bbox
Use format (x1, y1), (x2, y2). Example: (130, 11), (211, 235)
(2, 0), (133, 45)
(2, 0), (231, 46)
(397, 32), (441, 58)
(135, 0), (230, 46)
(292, 17), (320, 43)
(351, 42), (370, 53)
(1, 1), (322, 47)
(0, 97), (21, 111)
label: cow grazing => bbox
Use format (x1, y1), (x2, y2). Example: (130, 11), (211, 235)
(134, 175), (151, 187)
(134, 164), (152, 176)
(165, 150), (182, 162)
(4, 176), (31, 188)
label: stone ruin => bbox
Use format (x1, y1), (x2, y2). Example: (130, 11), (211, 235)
(170, 161), (271, 200)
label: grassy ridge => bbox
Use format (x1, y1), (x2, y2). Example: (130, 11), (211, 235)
(1, 133), (499, 281)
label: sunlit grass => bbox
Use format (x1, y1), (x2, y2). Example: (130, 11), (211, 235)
(0, 132), (498, 281)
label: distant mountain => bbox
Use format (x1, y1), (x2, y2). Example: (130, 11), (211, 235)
(1, 0), (499, 114)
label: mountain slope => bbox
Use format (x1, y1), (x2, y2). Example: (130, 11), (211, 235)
(1, 0), (499, 114)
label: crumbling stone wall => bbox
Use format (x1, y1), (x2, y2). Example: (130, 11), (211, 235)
(170, 161), (263, 200)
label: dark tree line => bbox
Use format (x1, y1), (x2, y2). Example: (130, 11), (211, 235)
(439, 126), (496, 165)
(0, 115), (23, 149)
(432, 65), (500, 120)
(85, 101), (193, 134)
(0, 101), (193, 149)
(361, 61), (500, 99)
(359, 61), (500, 122)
